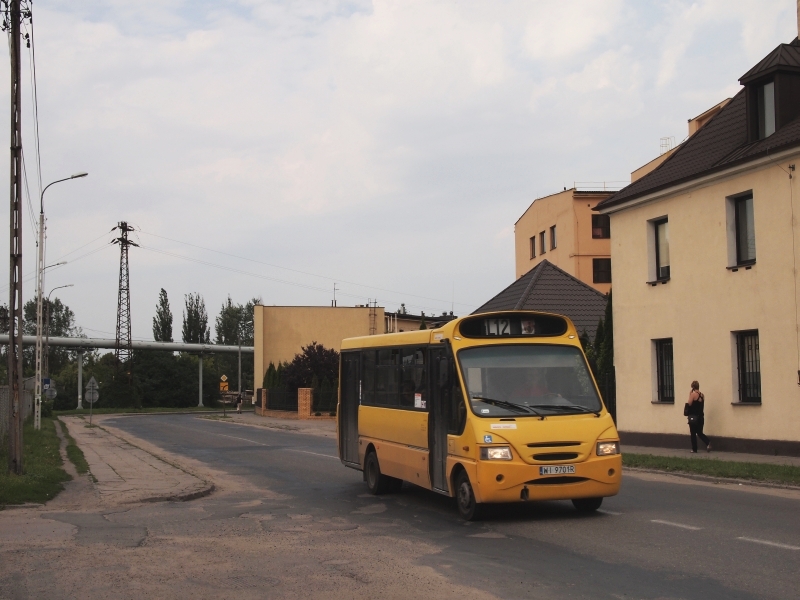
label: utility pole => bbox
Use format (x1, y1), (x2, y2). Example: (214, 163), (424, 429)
(112, 221), (137, 394)
(5, 0), (26, 474)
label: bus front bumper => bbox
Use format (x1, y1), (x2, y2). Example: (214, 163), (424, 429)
(472, 454), (622, 504)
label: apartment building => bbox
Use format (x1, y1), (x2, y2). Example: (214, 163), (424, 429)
(514, 188), (614, 294)
(595, 34), (800, 453)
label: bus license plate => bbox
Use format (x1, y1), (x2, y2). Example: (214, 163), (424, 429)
(539, 465), (575, 476)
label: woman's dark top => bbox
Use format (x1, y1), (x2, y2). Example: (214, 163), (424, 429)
(688, 393), (704, 417)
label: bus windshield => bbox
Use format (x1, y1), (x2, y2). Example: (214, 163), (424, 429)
(458, 345), (602, 417)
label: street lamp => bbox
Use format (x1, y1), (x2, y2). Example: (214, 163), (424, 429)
(43, 284), (74, 380)
(34, 172), (87, 430)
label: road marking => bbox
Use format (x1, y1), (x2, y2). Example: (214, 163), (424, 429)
(651, 519), (702, 530)
(289, 449), (339, 459)
(737, 537), (800, 550)
(208, 432), (272, 447)
(597, 509), (622, 515)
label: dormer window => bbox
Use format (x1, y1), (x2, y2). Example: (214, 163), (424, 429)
(756, 81), (775, 139)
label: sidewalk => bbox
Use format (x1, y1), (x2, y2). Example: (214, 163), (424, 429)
(623, 444), (800, 467)
(60, 416), (213, 506)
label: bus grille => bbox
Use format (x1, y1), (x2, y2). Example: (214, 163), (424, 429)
(527, 477), (587, 485)
(532, 452), (579, 461)
(526, 441), (581, 448)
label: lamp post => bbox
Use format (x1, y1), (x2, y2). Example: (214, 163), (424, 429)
(34, 172), (87, 430)
(43, 283), (74, 380)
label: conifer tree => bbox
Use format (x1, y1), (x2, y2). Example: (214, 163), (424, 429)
(182, 293), (210, 344)
(152, 289), (173, 342)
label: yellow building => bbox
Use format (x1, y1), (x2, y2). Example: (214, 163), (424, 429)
(595, 34), (800, 454)
(514, 188), (614, 294)
(253, 305), (385, 389)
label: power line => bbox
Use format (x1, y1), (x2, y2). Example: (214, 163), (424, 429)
(138, 230), (472, 309)
(137, 244), (450, 314)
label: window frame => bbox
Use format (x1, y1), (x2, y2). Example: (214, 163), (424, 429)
(734, 193), (756, 266)
(529, 236), (536, 259)
(592, 258), (612, 284)
(757, 81), (776, 140)
(592, 214), (611, 239)
(550, 225), (557, 250)
(539, 231), (546, 255)
(735, 330), (761, 404)
(654, 218), (670, 281)
(654, 338), (675, 403)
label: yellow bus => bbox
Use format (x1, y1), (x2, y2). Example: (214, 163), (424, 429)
(337, 310), (621, 519)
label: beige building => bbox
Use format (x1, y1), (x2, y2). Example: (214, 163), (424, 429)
(253, 305), (385, 389)
(596, 34), (800, 453)
(514, 188), (614, 294)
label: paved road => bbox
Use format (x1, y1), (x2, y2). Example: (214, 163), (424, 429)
(96, 414), (800, 600)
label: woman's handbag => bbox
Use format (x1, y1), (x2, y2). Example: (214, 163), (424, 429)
(687, 414), (699, 425)
(683, 403), (691, 416)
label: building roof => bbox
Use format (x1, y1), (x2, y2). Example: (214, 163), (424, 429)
(739, 38), (800, 84)
(597, 37), (800, 211)
(472, 260), (607, 339)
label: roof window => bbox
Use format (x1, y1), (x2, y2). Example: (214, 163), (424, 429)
(756, 81), (776, 139)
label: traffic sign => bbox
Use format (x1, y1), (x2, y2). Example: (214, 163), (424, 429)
(45, 388), (57, 399)
(85, 376), (99, 404)
(43, 378), (51, 390)
(220, 382), (229, 392)
(220, 374), (228, 382)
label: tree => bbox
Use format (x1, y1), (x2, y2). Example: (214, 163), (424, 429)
(215, 296), (243, 345)
(152, 289), (173, 342)
(214, 296), (261, 391)
(22, 296), (78, 377)
(182, 293), (210, 344)
(283, 342), (339, 392)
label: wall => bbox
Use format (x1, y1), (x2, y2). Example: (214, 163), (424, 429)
(608, 153), (800, 443)
(253, 306), (385, 390)
(514, 189), (612, 293)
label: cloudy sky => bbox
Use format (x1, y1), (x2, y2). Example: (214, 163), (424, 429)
(0, 0), (796, 342)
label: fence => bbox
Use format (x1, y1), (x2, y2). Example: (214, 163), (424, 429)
(0, 386), (34, 442)
(312, 389), (337, 415)
(265, 389), (297, 412)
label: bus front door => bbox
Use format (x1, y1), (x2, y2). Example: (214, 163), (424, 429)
(340, 352), (360, 467)
(428, 346), (451, 494)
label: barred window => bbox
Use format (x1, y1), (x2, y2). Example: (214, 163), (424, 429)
(736, 330), (761, 403)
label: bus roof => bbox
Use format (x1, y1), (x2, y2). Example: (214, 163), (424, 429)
(341, 310), (578, 350)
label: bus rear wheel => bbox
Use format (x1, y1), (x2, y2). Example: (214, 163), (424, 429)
(455, 470), (482, 521)
(572, 497), (603, 512)
(365, 451), (399, 495)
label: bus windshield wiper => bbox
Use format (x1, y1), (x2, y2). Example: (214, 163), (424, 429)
(471, 396), (545, 418)
(535, 404), (601, 417)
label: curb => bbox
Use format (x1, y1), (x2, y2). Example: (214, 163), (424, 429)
(624, 466), (800, 491)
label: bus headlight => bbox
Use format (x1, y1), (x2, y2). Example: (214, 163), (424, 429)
(480, 446), (512, 460)
(596, 441), (620, 456)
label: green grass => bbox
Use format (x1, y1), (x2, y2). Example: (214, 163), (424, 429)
(0, 418), (72, 507)
(60, 421), (90, 475)
(624, 453), (800, 486)
(55, 406), (225, 416)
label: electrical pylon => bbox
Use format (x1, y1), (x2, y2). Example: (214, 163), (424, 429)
(111, 222), (138, 383)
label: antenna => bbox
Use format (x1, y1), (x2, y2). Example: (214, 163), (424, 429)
(111, 221), (138, 387)
(332, 282), (339, 307)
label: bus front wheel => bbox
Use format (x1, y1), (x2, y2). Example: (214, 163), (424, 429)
(455, 470), (482, 521)
(572, 497), (603, 512)
(365, 451), (397, 495)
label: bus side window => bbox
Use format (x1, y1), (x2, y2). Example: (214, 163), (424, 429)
(400, 347), (426, 409)
(361, 350), (377, 406)
(376, 348), (400, 407)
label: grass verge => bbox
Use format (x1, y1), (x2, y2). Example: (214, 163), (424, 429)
(55, 406), (226, 416)
(623, 453), (800, 486)
(60, 421), (90, 475)
(0, 418), (71, 507)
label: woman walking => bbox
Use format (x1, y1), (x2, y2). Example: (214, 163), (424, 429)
(686, 381), (711, 453)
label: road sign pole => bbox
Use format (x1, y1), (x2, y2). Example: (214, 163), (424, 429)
(77, 350), (83, 409)
(198, 354), (203, 407)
